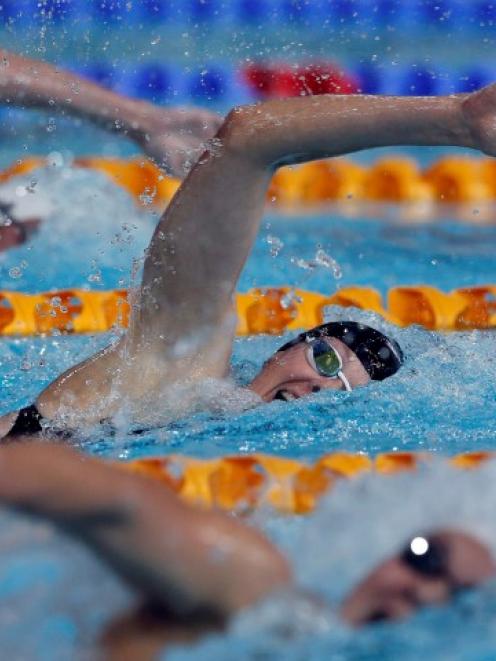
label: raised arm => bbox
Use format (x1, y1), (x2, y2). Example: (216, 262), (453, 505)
(125, 86), (488, 365)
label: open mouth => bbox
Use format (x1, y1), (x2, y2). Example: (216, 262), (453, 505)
(273, 390), (296, 402)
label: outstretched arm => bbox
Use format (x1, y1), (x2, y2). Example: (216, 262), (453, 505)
(0, 442), (290, 617)
(0, 50), (222, 176)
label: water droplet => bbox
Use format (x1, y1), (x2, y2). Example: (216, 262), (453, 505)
(26, 178), (37, 193)
(281, 289), (302, 309)
(139, 188), (157, 206)
(47, 151), (64, 167)
(266, 234), (284, 257)
(315, 248), (342, 279)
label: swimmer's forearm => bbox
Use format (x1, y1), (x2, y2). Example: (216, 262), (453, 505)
(0, 442), (291, 616)
(0, 50), (152, 141)
(232, 93), (473, 165)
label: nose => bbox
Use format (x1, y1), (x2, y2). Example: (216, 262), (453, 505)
(312, 385), (321, 393)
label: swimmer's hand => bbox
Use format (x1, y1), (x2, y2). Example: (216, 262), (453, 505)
(462, 82), (496, 157)
(138, 105), (223, 178)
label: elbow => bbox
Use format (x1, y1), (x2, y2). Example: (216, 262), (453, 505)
(216, 104), (268, 162)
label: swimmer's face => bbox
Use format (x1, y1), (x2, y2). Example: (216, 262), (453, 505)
(341, 530), (495, 626)
(248, 336), (370, 402)
(0, 218), (40, 252)
(0, 223), (26, 251)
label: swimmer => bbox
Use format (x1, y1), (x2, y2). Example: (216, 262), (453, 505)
(0, 440), (494, 657)
(0, 201), (41, 251)
(2, 54), (496, 436)
(0, 50), (222, 252)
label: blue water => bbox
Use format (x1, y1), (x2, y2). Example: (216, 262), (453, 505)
(1, 165), (496, 657)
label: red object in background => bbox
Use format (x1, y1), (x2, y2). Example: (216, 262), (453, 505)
(243, 62), (358, 98)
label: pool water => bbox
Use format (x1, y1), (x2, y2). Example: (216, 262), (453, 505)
(1, 164), (496, 658)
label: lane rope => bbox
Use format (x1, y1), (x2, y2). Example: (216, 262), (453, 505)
(0, 284), (494, 336)
(118, 450), (494, 514)
(4, 155), (496, 209)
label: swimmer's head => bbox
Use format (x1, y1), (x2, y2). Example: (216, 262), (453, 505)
(341, 530), (495, 626)
(248, 321), (404, 402)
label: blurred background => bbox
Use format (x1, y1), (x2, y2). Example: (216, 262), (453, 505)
(0, 0), (495, 163)
(1, 0), (493, 104)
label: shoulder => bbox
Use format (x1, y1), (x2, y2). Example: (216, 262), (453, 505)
(0, 411), (20, 439)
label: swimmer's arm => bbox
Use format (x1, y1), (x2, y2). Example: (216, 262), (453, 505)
(128, 87), (487, 362)
(0, 50), (221, 176)
(0, 50), (147, 136)
(0, 442), (291, 617)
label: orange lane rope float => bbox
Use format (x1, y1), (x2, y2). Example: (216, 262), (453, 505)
(118, 450), (495, 514)
(0, 284), (495, 336)
(4, 155), (496, 208)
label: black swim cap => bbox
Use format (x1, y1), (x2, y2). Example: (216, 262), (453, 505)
(277, 321), (404, 381)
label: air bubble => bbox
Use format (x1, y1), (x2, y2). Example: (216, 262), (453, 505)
(266, 234), (284, 257)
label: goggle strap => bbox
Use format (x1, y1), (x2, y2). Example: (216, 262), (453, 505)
(338, 370), (352, 392)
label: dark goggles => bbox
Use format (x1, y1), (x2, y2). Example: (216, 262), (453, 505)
(305, 338), (352, 391)
(400, 536), (448, 579)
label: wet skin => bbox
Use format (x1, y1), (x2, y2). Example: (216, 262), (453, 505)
(341, 530), (496, 626)
(248, 337), (371, 402)
(0, 217), (40, 251)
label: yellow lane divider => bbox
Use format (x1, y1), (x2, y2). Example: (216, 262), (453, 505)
(119, 450), (494, 514)
(4, 155), (496, 208)
(0, 285), (495, 336)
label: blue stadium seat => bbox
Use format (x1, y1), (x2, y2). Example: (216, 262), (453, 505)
(279, 0), (310, 24)
(455, 68), (491, 93)
(355, 65), (382, 94)
(189, 67), (228, 101)
(473, 1), (496, 25)
(83, 62), (118, 89)
(134, 64), (173, 102)
(0, 0), (31, 24)
(236, 0), (269, 23)
(189, 0), (220, 22)
(418, 0), (464, 29)
(138, 0), (171, 22)
(401, 67), (440, 96)
(34, 0), (74, 22)
(92, 0), (126, 22)
(371, 0), (410, 28)
(327, 0), (358, 23)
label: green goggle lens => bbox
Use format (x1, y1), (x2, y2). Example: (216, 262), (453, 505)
(312, 340), (341, 377)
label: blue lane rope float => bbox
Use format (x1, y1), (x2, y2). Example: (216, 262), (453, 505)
(3, 1), (492, 33)
(70, 60), (494, 104)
